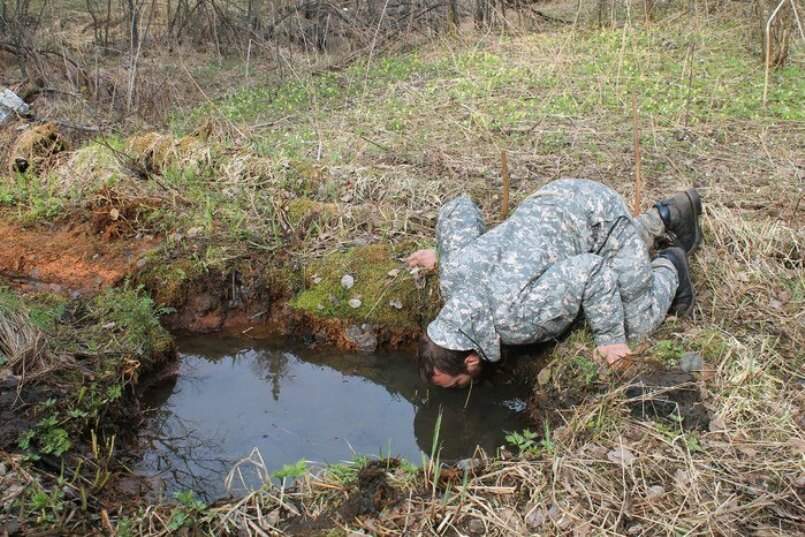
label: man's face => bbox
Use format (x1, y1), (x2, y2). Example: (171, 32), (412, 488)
(430, 352), (482, 389)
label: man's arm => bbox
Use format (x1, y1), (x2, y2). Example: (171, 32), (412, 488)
(407, 195), (486, 297)
(498, 254), (629, 363)
(435, 195), (486, 263)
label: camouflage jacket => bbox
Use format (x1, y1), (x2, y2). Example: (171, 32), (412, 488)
(426, 178), (630, 362)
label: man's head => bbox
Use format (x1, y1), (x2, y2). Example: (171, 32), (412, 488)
(417, 333), (482, 389)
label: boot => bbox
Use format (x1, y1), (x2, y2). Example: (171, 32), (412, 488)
(655, 189), (703, 255)
(658, 247), (695, 317)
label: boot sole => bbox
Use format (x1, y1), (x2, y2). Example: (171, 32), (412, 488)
(684, 189), (703, 255)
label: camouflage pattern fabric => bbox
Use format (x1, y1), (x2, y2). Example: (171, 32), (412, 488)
(427, 178), (678, 362)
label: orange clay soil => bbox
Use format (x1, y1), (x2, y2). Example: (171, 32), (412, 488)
(1, 219), (159, 294)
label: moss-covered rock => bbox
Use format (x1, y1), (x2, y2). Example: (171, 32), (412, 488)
(286, 196), (338, 227)
(290, 244), (440, 331)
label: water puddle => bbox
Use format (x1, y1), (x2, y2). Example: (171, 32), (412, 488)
(137, 336), (531, 500)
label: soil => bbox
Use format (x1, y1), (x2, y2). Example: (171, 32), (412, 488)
(1, 220), (158, 295)
(339, 459), (400, 520)
(625, 368), (710, 431)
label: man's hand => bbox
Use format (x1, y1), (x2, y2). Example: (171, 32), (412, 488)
(595, 343), (632, 368)
(406, 249), (437, 272)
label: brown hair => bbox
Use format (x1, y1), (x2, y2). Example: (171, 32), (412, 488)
(417, 332), (472, 384)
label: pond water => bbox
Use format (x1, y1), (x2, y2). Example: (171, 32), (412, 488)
(137, 336), (532, 500)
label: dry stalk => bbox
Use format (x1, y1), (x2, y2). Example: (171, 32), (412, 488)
(631, 93), (642, 216)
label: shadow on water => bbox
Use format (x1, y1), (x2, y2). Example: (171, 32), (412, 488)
(137, 336), (534, 500)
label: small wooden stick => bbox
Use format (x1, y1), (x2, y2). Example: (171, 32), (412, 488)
(632, 94), (642, 216)
(501, 150), (510, 220)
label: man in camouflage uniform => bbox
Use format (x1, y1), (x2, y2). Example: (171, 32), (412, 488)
(408, 178), (701, 388)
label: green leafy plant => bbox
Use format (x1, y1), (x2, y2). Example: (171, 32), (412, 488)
(167, 490), (207, 531)
(18, 415), (72, 461)
(505, 428), (538, 454)
(26, 484), (65, 524)
(273, 459), (308, 480)
(653, 339), (684, 364)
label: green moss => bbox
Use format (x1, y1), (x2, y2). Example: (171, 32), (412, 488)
(290, 244), (439, 330)
(286, 197), (337, 227)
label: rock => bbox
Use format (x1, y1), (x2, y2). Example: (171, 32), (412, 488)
(456, 458), (481, 472)
(348, 298), (362, 309)
(135, 257), (148, 269)
(525, 507), (548, 529)
(312, 274), (322, 285)
(645, 485), (665, 500)
(341, 274), (355, 289)
(387, 269), (400, 278)
(0, 88), (30, 124)
(467, 518), (485, 535)
(265, 508), (280, 526)
(496, 507), (525, 534)
(0, 462), (6, 476)
(345, 324), (377, 352)
(389, 299), (403, 310)
(679, 352), (704, 373)
(186, 226), (203, 239)
(607, 447), (636, 467)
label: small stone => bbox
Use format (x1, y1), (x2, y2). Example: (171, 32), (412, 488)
(312, 274), (322, 285)
(389, 299), (403, 310)
(265, 509), (280, 526)
(135, 258), (148, 269)
(348, 298), (362, 309)
(456, 458), (481, 472)
(387, 269), (400, 278)
(626, 524), (644, 535)
(341, 274), (355, 289)
(109, 208), (120, 221)
(467, 518), (485, 535)
(679, 352), (704, 373)
(537, 366), (552, 386)
(345, 324), (377, 352)
(495, 508), (525, 534)
(0, 463), (6, 476)
(645, 485), (665, 500)
(525, 507), (547, 529)
(186, 227), (203, 239)
(607, 447), (636, 467)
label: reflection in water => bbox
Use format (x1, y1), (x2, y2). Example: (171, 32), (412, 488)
(137, 336), (532, 500)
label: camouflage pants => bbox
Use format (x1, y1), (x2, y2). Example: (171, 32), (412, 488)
(600, 203), (678, 341)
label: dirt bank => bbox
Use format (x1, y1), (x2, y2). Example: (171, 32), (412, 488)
(2, 221), (158, 294)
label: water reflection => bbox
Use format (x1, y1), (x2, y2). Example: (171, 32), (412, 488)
(138, 336), (533, 500)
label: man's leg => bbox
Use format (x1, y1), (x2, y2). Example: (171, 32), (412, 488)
(634, 208), (665, 250)
(600, 220), (678, 340)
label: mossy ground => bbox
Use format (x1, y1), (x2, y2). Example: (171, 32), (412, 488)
(290, 244), (440, 330)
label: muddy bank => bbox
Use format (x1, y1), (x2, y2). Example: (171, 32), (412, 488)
(1, 213), (441, 350)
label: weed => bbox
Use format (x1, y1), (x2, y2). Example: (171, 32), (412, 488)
(167, 490), (207, 531)
(505, 428), (538, 454)
(274, 459), (308, 480)
(25, 483), (65, 525)
(653, 339), (684, 364)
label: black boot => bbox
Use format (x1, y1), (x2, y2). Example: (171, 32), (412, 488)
(655, 189), (703, 255)
(658, 247), (695, 317)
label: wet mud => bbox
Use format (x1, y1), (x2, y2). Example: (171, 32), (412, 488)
(625, 368), (710, 430)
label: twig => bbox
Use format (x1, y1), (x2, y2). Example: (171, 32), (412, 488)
(763, 0), (789, 106)
(631, 93), (642, 216)
(500, 150), (510, 220)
